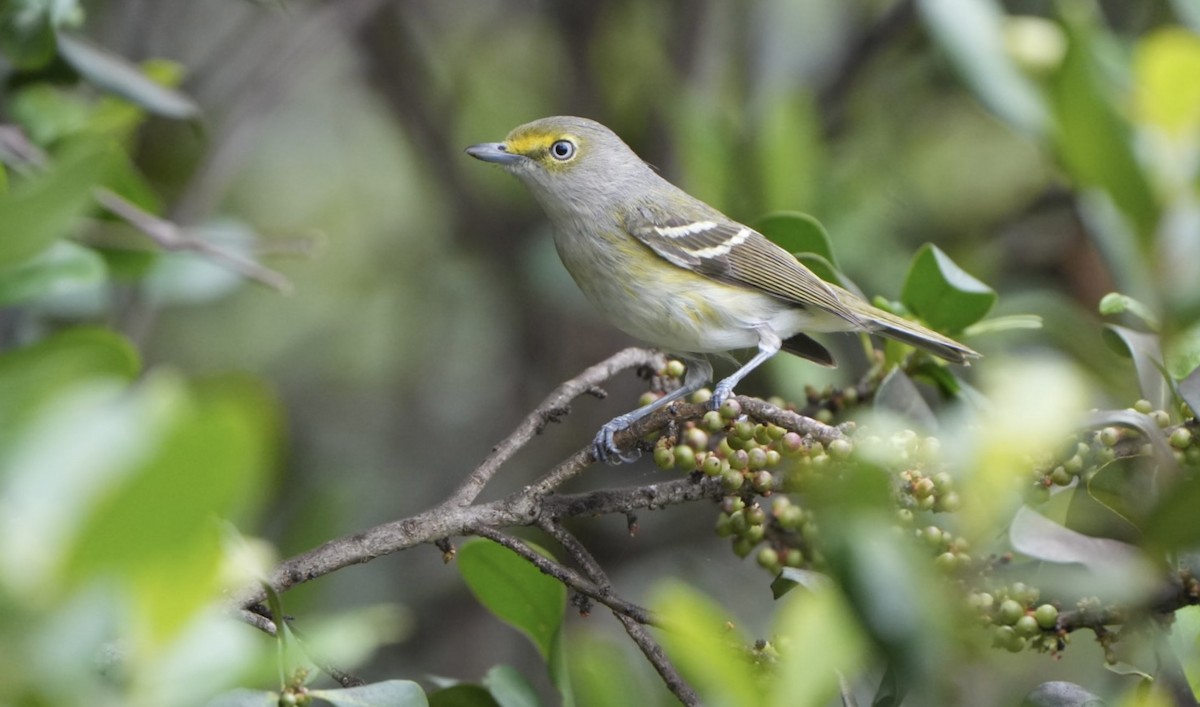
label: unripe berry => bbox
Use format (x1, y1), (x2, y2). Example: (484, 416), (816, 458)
(1099, 427), (1120, 447)
(638, 391), (659, 407)
(665, 359), (687, 378)
(828, 438), (853, 460)
(728, 449), (750, 471)
(1063, 455), (1084, 475)
(754, 424), (773, 445)
(1152, 410), (1171, 428)
(729, 510), (748, 533)
(935, 552), (958, 572)
(757, 547), (780, 571)
(685, 427), (709, 450)
(997, 599), (1024, 626)
(732, 536), (755, 558)
(744, 524), (765, 542)
(764, 450), (781, 467)
(937, 491), (961, 512)
(702, 410), (725, 432)
(734, 419), (756, 440)
(932, 472), (953, 492)
(1134, 399), (1154, 414)
(780, 432), (805, 456)
(1170, 428), (1192, 449)
(920, 526), (944, 548)
(1034, 604), (1058, 629)
(653, 445), (674, 469)
(747, 447), (769, 470)
(1049, 466), (1070, 486)
(702, 454), (723, 476)
(751, 471), (774, 494)
(722, 469), (744, 492)
(746, 505), (767, 526)
(691, 388), (713, 405)
(785, 548), (804, 567)
(719, 398), (742, 420)
(1015, 614), (1040, 637)
(674, 444), (696, 470)
(715, 514), (734, 537)
(913, 477), (935, 498)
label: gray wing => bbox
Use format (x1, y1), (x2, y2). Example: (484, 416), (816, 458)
(625, 211), (864, 327)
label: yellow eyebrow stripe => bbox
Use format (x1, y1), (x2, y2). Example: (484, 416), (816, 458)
(505, 133), (553, 155)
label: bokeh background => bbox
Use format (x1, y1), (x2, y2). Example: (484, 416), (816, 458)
(3, 0), (1199, 704)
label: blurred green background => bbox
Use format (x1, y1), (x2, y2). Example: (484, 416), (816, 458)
(2, 0), (1199, 704)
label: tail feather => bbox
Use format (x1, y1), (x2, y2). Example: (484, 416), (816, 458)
(864, 306), (979, 365)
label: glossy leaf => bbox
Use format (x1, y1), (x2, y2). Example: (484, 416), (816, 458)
(310, 680), (429, 707)
(768, 588), (867, 707)
(0, 142), (115, 267)
(56, 32), (200, 119)
(457, 539), (566, 661)
(1009, 506), (1149, 579)
(917, 0), (1049, 135)
(1100, 325), (1170, 411)
(900, 244), (995, 333)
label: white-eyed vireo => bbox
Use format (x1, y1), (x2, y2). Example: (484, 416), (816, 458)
(467, 116), (977, 463)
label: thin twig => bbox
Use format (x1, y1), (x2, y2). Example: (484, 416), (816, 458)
(93, 188), (294, 293)
(540, 520), (701, 707)
(469, 526), (655, 625)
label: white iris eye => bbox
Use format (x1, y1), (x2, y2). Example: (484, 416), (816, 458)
(550, 139), (576, 161)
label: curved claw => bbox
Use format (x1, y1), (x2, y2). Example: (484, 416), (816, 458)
(707, 382), (735, 412)
(593, 420), (641, 465)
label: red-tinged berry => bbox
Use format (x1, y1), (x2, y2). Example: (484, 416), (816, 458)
(720, 398), (742, 420)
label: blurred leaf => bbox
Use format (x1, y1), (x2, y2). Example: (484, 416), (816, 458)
(1167, 323), (1200, 382)
(917, 0), (1049, 135)
(0, 327), (138, 449)
(753, 211), (837, 265)
(62, 374), (274, 641)
(651, 580), (759, 706)
(962, 314), (1043, 338)
(1102, 662), (1152, 681)
(772, 567), (831, 599)
(205, 689), (279, 707)
(566, 632), (650, 707)
(872, 663), (909, 707)
(1171, 0), (1200, 31)
(457, 538), (566, 662)
(0, 240), (105, 306)
(0, 141), (115, 267)
(875, 369), (938, 430)
(1098, 292), (1160, 331)
(1050, 9), (1160, 244)
(1134, 28), (1200, 138)
(1144, 467), (1200, 551)
(909, 359), (963, 398)
(0, 0), (56, 69)
(1180, 365), (1200, 419)
(901, 244), (996, 334)
(768, 588), (868, 707)
(55, 32), (200, 119)
(9, 84), (92, 146)
(296, 604), (411, 673)
(429, 685), (501, 707)
(755, 95), (820, 213)
(1100, 325), (1170, 410)
(1009, 506), (1149, 579)
(1021, 681), (1105, 706)
(1084, 409), (1177, 470)
(481, 666), (539, 707)
(310, 680), (429, 707)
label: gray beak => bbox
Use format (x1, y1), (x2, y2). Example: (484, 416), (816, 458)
(465, 142), (524, 165)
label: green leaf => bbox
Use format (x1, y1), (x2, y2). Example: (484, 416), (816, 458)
(481, 666), (540, 707)
(1098, 292), (1160, 331)
(768, 588), (867, 707)
(650, 580), (759, 706)
(1100, 324), (1170, 411)
(428, 685), (501, 707)
(0, 240), (106, 306)
(1167, 322), (1200, 381)
(1050, 7), (1160, 244)
(0, 141), (115, 267)
(310, 680), (429, 707)
(753, 211), (837, 266)
(55, 32), (200, 119)
(901, 244), (996, 333)
(962, 314), (1043, 338)
(566, 633), (651, 707)
(771, 567), (831, 600)
(0, 327), (139, 450)
(8, 84), (93, 146)
(917, 0), (1049, 136)
(457, 538), (566, 661)
(1180, 365), (1200, 420)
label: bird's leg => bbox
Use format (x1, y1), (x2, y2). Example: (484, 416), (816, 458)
(707, 330), (783, 411)
(594, 357), (713, 464)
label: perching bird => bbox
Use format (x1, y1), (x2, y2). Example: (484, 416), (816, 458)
(467, 116), (977, 463)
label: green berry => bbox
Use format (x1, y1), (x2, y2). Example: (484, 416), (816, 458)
(754, 424), (773, 445)
(674, 444), (696, 470)
(993, 625), (1016, 646)
(653, 445), (674, 469)
(920, 526), (944, 548)
(1099, 427), (1120, 447)
(691, 388), (713, 405)
(766, 424), (786, 441)
(780, 432), (805, 456)
(896, 508), (914, 525)
(757, 547), (780, 570)
(729, 510), (748, 533)
(1034, 604), (1058, 629)
(1050, 466), (1070, 486)
(747, 447), (769, 470)
(778, 506), (804, 531)
(765, 449), (781, 467)
(702, 410), (725, 432)
(1170, 428), (1193, 449)
(685, 427), (709, 450)
(719, 398), (742, 420)
(828, 438), (853, 460)
(728, 449), (750, 471)
(997, 599), (1024, 626)
(815, 408), (834, 423)
(722, 468), (744, 492)
(746, 505), (767, 526)
(665, 359), (686, 378)
(785, 548), (804, 567)
(734, 419), (756, 440)
(720, 496), (745, 514)
(638, 391), (659, 407)
(935, 552), (958, 572)
(918, 494), (936, 510)
(913, 477), (935, 498)
(702, 454), (723, 476)
(1134, 399), (1154, 414)
(932, 472), (953, 492)
(715, 514), (734, 537)
(937, 491), (961, 512)
(1152, 410), (1171, 428)
(751, 470), (774, 494)
(744, 524), (765, 542)
(1015, 614), (1040, 637)
(811, 453), (830, 469)
(732, 536), (755, 558)
(1063, 455), (1084, 475)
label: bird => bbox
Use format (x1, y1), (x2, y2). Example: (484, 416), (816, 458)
(467, 116), (978, 463)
